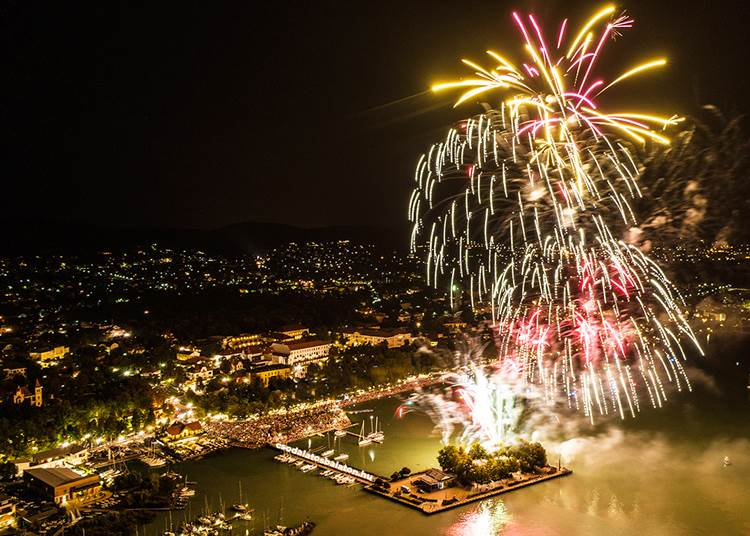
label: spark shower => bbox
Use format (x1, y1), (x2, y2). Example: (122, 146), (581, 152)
(405, 5), (704, 447)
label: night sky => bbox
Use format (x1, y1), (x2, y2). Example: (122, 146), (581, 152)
(2, 1), (748, 230)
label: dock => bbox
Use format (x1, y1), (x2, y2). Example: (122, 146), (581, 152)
(272, 443), (381, 485)
(271, 443), (571, 515)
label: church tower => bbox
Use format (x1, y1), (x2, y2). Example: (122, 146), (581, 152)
(33, 379), (43, 407)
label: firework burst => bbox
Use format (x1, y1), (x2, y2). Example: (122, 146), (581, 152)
(408, 5), (703, 428)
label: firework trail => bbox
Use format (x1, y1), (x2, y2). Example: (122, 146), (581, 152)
(407, 6), (703, 436)
(399, 343), (523, 447)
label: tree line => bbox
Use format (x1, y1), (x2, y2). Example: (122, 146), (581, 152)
(437, 440), (547, 485)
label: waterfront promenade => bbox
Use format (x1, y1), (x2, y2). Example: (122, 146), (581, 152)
(204, 373), (444, 449)
(203, 401), (351, 448)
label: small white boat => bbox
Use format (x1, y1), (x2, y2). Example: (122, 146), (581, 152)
(321, 449), (335, 457)
(333, 453), (349, 461)
(357, 421), (371, 446)
(366, 416), (385, 442)
(141, 456), (167, 467)
(723, 456), (732, 466)
(334, 430), (347, 437)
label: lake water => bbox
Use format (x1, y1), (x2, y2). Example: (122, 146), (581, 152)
(142, 351), (750, 535)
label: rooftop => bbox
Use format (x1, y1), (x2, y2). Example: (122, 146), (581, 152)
(26, 467), (93, 488)
(31, 444), (86, 464)
(279, 324), (307, 332)
(424, 468), (454, 481)
(252, 363), (291, 373)
(341, 327), (410, 337)
(273, 339), (330, 352)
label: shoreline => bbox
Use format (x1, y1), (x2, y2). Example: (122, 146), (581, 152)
(203, 373), (444, 450)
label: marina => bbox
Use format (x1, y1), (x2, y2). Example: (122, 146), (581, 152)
(140, 391), (750, 536)
(272, 442), (572, 516)
(273, 444), (378, 485)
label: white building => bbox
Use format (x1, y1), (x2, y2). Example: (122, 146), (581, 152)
(278, 324), (309, 340)
(340, 327), (412, 348)
(271, 339), (330, 366)
(186, 366), (214, 382)
(13, 444), (89, 477)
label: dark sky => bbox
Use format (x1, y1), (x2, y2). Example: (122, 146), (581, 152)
(2, 1), (749, 230)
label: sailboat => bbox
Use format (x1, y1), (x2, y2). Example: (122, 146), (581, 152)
(367, 416), (384, 442)
(357, 421), (371, 446)
(334, 429), (347, 437)
(231, 480), (252, 513)
(321, 432), (335, 457)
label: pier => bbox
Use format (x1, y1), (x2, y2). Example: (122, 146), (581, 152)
(273, 443), (378, 484)
(341, 430), (383, 443)
(365, 467), (573, 514)
(272, 443), (572, 515)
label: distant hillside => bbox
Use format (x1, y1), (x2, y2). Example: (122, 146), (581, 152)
(216, 221), (408, 252)
(3, 220), (410, 255)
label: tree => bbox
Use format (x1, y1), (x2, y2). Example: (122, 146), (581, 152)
(437, 445), (467, 473)
(0, 461), (16, 481)
(487, 456), (519, 480)
(507, 440), (546, 472)
(468, 442), (489, 460)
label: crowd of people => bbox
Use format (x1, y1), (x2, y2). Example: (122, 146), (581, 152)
(204, 401), (351, 448)
(339, 373), (443, 408)
(203, 374), (445, 448)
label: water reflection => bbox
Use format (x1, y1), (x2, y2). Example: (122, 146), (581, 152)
(446, 500), (510, 536)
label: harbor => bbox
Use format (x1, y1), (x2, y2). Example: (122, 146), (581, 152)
(139, 391), (750, 536)
(272, 448), (376, 486)
(270, 438), (572, 516)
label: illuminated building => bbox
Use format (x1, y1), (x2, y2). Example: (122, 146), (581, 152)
(251, 364), (292, 387)
(12, 379), (43, 407)
(412, 469), (456, 491)
(186, 366), (214, 382)
(271, 339), (331, 366)
(12, 444), (89, 477)
(24, 468), (101, 505)
(222, 333), (264, 350)
(29, 346), (69, 363)
(278, 324), (309, 340)
(163, 421), (203, 441)
(340, 327), (413, 348)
